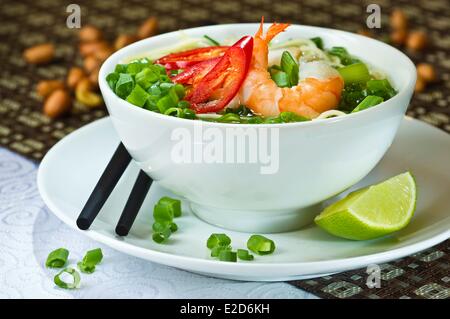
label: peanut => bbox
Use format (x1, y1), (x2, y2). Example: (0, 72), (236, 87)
(83, 55), (100, 73)
(89, 68), (99, 88)
(94, 46), (114, 62)
(357, 29), (372, 37)
(79, 25), (103, 42)
(417, 63), (436, 83)
(75, 78), (103, 108)
(390, 9), (408, 30)
(67, 67), (86, 89)
(114, 34), (139, 50)
(36, 80), (65, 98)
(44, 89), (72, 118)
(406, 31), (427, 51)
(79, 41), (109, 57)
(415, 76), (426, 93)
(390, 29), (408, 46)
(23, 43), (55, 64)
(137, 17), (158, 39)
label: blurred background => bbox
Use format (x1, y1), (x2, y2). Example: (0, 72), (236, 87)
(0, 0), (449, 161)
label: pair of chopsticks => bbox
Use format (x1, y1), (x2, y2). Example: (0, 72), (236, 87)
(76, 143), (153, 236)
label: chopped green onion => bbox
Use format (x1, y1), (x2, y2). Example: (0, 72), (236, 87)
(126, 62), (146, 75)
(272, 71), (290, 87)
(310, 37), (324, 50)
(328, 47), (359, 65)
(217, 113), (241, 123)
(207, 233), (231, 249)
(152, 227), (171, 243)
(164, 107), (183, 117)
(135, 68), (159, 89)
(280, 51), (299, 86)
(247, 235), (276, 255)
(54, 267), (80, 289)
(173, 84), (186, 99)
(181, 108), (197, 119)
(170, 222), (178, 232)
(280, 112), (308, 123)
(77, 248), (103, 274)
(237, 249), (254, 261)
(177, 100), (191, 109)
(157, 95), (176, 113)
(158, 196), (182, 217)
(114, 64), (128, 73)
(46, 248), (69, 268)
(153, 202), (174, 222)
(338, 62), (370, 84)
(218, 250), (237, 262)
(126, 84), (149, 107)
(352, 95), (384, 112)
(115, 73), (134, 99)
(152, 221), (168, 232)
(106, 72), (119, 90)
(153, 64), (167, 75)
(366, 79), (396, 100)
(204, 35), (220, 46)
(211, 245), (231, 257)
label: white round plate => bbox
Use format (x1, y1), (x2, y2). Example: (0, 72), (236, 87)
(37, 117), (450, 281)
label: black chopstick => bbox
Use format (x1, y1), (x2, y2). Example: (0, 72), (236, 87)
(76, 143), (132, 230)
(115, 170), (153, 236)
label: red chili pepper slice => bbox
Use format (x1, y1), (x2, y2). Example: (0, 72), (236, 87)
(172, 57), (221, 85)
(155, 46), (229, 70)
(187, 36), (254, 113)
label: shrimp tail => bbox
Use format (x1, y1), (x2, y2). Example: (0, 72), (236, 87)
(255, 17), (290, 43)
(265, 23), (290, 42)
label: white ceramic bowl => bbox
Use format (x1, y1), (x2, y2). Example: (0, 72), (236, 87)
(99, 24), (416, 233)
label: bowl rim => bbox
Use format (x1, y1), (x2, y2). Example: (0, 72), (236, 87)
(99, 23), (417, 129)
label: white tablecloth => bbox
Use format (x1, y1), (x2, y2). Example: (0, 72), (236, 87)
(0, 147), (316, 299)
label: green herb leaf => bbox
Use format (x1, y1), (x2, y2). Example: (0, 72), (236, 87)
(54, 267), (81, 289)
(247, 235), (276, 255)
(272, 71), (291, 87)
(46, 248), (69, 268)
(204, 35), (221, 46)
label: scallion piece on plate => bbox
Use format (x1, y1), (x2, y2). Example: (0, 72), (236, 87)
(338, 62), (370, 84)
(206, 233), (232, 249)
(152, 226), (171, 243)
(158, 196), (182, 218)
(211, 245), (231, 257)
(77, 248), (103, 274)
(126, 84), (149, 107)
(237, 249), (254, 261)
(218, 250), (237, 262)
(153, 202), (175, 222)
(204, 35), (221, 46)
(247, 235), (276, 255)
(280, 51), (299, 86)
(351, 95), (384, 113)
(45, 248), (69, 268)
(54, 267), (81, 289)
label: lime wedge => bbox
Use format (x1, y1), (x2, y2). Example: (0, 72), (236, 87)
(314, 172), (417, 240)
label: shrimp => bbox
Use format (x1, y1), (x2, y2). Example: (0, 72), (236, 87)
(239, 19), (344, 119)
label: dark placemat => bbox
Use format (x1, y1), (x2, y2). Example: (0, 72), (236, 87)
(0, 0), (448, 299)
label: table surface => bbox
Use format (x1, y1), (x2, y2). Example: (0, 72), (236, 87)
(0, 146), (317, 298)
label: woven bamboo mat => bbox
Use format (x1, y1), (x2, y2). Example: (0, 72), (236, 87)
(0, 0), (448, 299)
